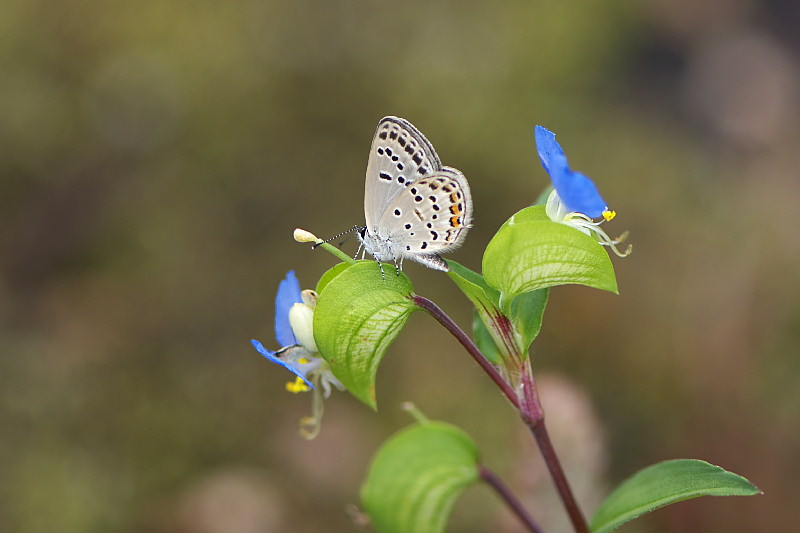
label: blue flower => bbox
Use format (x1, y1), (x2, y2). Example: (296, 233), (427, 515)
(251, 271), (344, 439)
(535, 126), (631, 257)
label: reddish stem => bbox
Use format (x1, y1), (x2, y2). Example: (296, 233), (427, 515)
(519, 363), (589, 533)
(413, 295), (519, 409)
(479, 465), (543, 533)
(414, 293), (589, 533)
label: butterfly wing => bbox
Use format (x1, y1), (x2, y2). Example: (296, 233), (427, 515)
(364, 116), (443, 232)
(376, 166), (472, 269)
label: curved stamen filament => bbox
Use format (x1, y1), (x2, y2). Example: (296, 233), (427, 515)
(299, 376), (325, 440)
(564, 213), (632, 257)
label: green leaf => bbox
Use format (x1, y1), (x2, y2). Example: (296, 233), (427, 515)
(448, 259), (549, 358)
(315, 261), (354, 294)
(590, 459), (762, 533)
(446, 259), (501, 309)
(472, 310), (501, 365)
(509, 287), (549, 351)
(497, 204), (552, 231)
(361, 421), (481, 533)
(314, 261), (417, 409)
(483, 205), (618, 313)
(446, 260), (513, 364)
(446, 260), (502, 336)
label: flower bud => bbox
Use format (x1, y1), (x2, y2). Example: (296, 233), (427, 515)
(289, 302), (318, 353)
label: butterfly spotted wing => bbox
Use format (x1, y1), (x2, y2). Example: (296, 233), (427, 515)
(361, 117), (472, 271)
(364, 116), (442, 233)
(375, 167), (472, 270)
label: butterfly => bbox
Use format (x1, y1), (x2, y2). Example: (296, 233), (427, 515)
(356, 116), (472, 272)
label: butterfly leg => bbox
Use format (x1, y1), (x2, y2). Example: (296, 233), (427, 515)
(377, 259), (386, 280)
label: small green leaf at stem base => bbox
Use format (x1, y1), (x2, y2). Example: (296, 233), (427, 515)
(590, 459), (762, 533)
(472, 310), (502, 365)
(446, 260), (508, 364)
(361, 420), (481, 533)
(509, 287), (549, 352)
(447, 259), (548, 360)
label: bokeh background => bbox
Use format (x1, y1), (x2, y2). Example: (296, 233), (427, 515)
(2, 0), (799, 531)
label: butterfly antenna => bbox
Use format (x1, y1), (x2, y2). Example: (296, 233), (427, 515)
(312, 225), (363, 249)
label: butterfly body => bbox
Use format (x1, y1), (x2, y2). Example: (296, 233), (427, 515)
(358, 116), (472, 272)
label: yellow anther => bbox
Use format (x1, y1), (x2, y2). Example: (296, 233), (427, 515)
(298, 357), (310, 364)
(603, 210), (616, 221)
(286, 376), (311, 393)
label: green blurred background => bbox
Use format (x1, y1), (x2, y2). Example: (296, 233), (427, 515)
(2, 0), (799, 531)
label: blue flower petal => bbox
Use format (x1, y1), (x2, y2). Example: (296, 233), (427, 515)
(251, 339), (315, 389)
(535, 125), (566, 176)
(551, 167), (608, 218)
(275, 271), (302, 347)
(536, 125), (609, 218)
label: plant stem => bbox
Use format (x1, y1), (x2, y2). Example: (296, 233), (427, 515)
(412, 295), (519, 409)
(415, 293), (588, 533)
(520, 363), (589, 533)
(479, 465), (543, 533)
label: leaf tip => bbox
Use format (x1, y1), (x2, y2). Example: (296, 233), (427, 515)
(365, 384), (378, 411)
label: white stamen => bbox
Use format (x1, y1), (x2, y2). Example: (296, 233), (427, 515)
(547, 191), (632, 257)
(294, 228), (319, 243)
